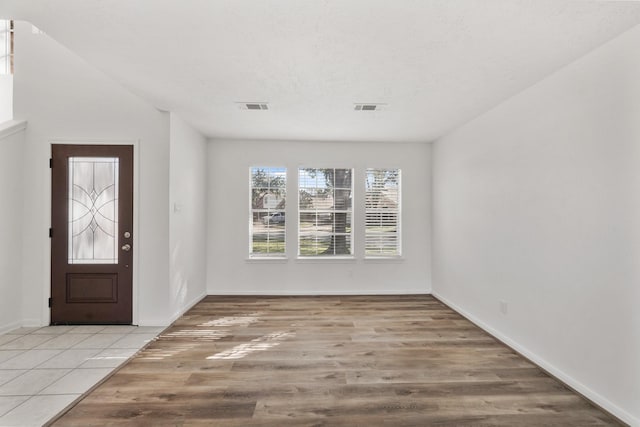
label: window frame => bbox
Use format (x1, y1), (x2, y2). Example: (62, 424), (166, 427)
(365, 168), (401, 258)
(0, 20), (14, 75)
(249, 166), (287, 258)
(298, 167), (354, 258)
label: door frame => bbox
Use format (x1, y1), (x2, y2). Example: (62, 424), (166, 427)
(46, 138), (140, 325)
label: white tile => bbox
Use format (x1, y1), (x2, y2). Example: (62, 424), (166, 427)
(0, 335), (57, 350)
(109, 333), (157, 349)
(6, 327), (42, 335)
(34, 333), (92, 349)
(79, 348), (138, 368)
(0, 349), (62, 370)
(0, 394), (80, 427)
(0, 370), (27, 387)
(68, 325), (106, 334)
(72, 333), (126, 349)
(0, 396), (29, 418)
(40, 368), (112, 395)
(31, 326), (76, 335)
(130, 326), (166, 334)
(0, 335), (18, 346)
(0, 351), (23, 364)
(37, 349), (102, 369)
(99, 325), (138, 334)
(0, 369), (70, 396)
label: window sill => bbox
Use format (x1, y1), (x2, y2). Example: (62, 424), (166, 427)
(363, 256), (405, 264)
(244, 256), (403, 264)
(296, 256), (356, 264)
(245, 257), (289, 264)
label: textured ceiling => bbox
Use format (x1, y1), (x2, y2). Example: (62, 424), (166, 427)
(3, 0), (640, 142)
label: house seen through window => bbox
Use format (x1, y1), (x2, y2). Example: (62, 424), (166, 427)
(250, 167), (286, 257)
(299, 168), (353, 256)
(249, 166), (400, 259)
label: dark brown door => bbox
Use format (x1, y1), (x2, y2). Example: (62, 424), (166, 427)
(51, 144), (133, 324)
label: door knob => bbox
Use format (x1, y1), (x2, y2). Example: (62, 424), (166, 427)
(121, 244), (131, 252)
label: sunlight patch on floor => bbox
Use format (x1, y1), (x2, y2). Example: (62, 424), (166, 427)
(138, 343), (198, 360)
(198, 313), (262, 327)
(158, 329), (231, 341)
(207, 331), (295, 360)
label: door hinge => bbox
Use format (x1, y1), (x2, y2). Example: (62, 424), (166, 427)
(49, 228), (53, 238)
(49, 158), (53, 168)
(48, 298), (52, 308)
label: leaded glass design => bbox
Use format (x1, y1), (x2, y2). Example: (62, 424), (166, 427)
(68, 157), (119, 264)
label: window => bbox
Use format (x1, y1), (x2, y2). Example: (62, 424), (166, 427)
(250, 167), (286, 257)
(0, 20), (14, 75)
(299, 168), (353, 256)
(366, 168), (400, 257)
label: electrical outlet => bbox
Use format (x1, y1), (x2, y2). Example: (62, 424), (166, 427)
(500, 300), (508, 315)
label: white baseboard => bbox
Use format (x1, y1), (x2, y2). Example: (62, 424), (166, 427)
(0, 318), (45, 335)
(432, 292), (638, 427)
(0, 320), (22, 335)
(136, 318), (170, 327)
(168, 292), (207, 324)
(21, 318), (44, 328)
(137, 293), (207, 327)
(206, 290), (430, 296)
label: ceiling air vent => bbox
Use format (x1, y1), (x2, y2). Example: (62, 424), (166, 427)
(354, 103), (385, 111)
(237, 102), (269, 110)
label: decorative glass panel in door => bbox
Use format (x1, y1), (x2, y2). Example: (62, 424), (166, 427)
(68, 157), (119, 264)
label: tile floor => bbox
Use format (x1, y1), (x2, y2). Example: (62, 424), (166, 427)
(0, 325), (164, 427)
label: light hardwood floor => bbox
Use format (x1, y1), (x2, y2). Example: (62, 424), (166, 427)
(51, 295), (622, 426)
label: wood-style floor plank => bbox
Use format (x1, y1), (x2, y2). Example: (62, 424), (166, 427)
(51, 295), (623, 426)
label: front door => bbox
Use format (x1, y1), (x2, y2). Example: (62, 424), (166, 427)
(51, 144), (133, 324)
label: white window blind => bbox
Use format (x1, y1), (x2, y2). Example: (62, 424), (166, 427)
(250, 167), (286, 257)
(299, 168), (353, 256)
(365, 168), (400, 257)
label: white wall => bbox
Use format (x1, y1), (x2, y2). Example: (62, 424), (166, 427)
(169, 113), (207, 320)
(0, 74), (12, 123)
(432, 25), (640, 426)
(207, 139), (431, 295)
(13, 21), (172, 326)
(0, 121), (25, 333)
